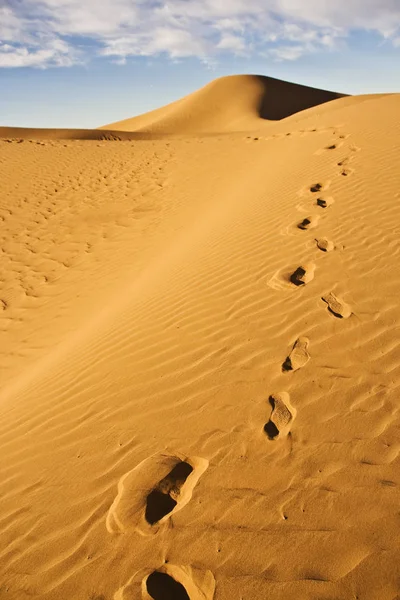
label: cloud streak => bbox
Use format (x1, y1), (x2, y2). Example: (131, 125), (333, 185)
(0, 0), (399, 68)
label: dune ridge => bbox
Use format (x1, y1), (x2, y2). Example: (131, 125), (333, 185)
(100, 74), (347, 134)
(0, 78), (400, 600)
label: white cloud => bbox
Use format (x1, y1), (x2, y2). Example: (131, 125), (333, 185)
(274, 0), (400, 33)
(0, 0), (399, 68)
(268, 44), (307, 61)
(101, 27), (206, 59)
(217, 34), (247, 54)
(0, 44), (74, 68)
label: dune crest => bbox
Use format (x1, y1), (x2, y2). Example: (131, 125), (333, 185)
(100, 74), (346, 134)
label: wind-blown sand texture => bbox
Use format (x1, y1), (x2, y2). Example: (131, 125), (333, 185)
(1, 74), (400, 599)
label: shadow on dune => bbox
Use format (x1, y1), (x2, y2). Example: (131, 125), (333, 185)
(254, 75), (347, 120)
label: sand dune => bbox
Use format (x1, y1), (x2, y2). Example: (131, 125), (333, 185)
(1, 78), (400, 600)
(100, 74), (347, 134)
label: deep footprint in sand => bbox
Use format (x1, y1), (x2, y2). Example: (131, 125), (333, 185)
(106, 453), (208, 535)
(264, 392), (296, 440)
(115, 564), (215, 600)
(309, 182), (330, 193)
(322, 292), (352, 318)
(316, 238), (334, 252)
(297, 215), (319, 230)
(145, 461), (194, 525)
(316, 197), (334, 208)
(282, 337), (310, 372)
(290, 263), (315, 286)
(146, 571), (190, 600)
(143, 566), (215, 600)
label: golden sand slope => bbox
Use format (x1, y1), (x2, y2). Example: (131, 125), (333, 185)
(100, 74), (346, 134)
(1, 84), (400, 600)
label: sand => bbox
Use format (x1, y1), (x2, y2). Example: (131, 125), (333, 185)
(0, 75), (400, 599)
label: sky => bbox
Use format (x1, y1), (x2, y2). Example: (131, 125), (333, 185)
(1, 0), (399, 129)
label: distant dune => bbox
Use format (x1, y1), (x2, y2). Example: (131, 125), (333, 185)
(0, 126), (158, 141)
(100, 74), (347, 134)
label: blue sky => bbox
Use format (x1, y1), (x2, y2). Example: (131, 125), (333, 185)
(1, 0), (399, 128)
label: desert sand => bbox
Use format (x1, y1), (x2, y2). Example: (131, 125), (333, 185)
(0, 74), (400, 599)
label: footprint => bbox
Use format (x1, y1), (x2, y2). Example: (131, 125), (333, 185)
(314, 142), (343, 156)
(264, 392), (296, 440)
(290, 263), (315, 286)
(340, 167), (354, 177)
(316, 197), (334, 208)
(282, 337), (310, 372)
(321, 292), (351, 319)
(116, 565), (215, 600)
(316, 238), (334, 252)
(297, 215), (319, 230)
(310, 183), (323, 193)
(145, 461), (194, 525)
(106, 453), (208, 535)
(145, 570), (190, 600)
